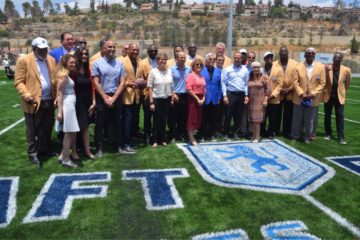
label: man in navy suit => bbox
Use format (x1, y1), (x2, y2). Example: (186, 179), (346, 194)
(199, 52), (222, 142)
(49, 32), (74, 64)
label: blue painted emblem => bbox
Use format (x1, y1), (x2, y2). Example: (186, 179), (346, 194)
(261, 221), (320, 240)
(177, 140), (334, 194)
(326, 155), (360, 176)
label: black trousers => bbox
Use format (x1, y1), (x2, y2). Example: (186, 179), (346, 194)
(95, 95), (122, 150)
(154, 97), (171, 144)
(279, 98), (293, 138)
(122, 103), (139, 147)
(216, 99), (225, 134)
(324, 95), (345, 139)
(200, 103), (218, 139)
(261, 103), (281, 138)
(143, 96), (153, 139)
(224, 91), (245, 136)
(168, 93), (188, 139)
(24, 100), (54, 157)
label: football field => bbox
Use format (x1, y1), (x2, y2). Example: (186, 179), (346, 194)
(0, 69), (359, 239)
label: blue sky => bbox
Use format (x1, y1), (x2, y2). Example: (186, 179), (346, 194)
(0, 0), (355, 16)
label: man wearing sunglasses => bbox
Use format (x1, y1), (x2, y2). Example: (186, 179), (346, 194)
(291, 48), (325, 144)
(186, 43), (204, 66)
(74, 36), (87, 49)
(141, 45), (159, 145)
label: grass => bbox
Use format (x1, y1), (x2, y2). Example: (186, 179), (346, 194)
(0, 69), (359, 239)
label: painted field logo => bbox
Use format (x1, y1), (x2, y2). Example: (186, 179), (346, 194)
(177, 140), (334, 194)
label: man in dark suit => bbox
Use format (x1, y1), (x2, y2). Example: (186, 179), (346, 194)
(14, 37), (57, 164)
(199, 52), (222, 142)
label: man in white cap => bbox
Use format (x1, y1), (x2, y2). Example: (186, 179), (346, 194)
(291, 47), (325, 143)
(261, 51), (284, 139)
(14, 37), (57, 164)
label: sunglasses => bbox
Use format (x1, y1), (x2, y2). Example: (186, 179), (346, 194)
(209, 58), (216, 61)
(149, 50), (158, 53)
(196, 64), (204, 67)
(248, 57), (255, 59)
(159, 59), (167, 61)
(79, 41), (87, 44)
(217, 59), (224, 62)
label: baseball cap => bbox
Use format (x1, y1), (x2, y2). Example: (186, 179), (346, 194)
(239, 49), (247, 54)
(31, 37), (49, 49)
(264, 51), (274, 58)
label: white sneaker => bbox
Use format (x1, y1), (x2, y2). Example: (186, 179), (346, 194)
(62, 159), (78, 168)
(324, 135), (331, 140)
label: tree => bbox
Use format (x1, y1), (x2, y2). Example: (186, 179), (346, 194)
(267, 0), (272, 8)
(259, 0), (263, 4)
(43, 0), (53, 15)
(350, 35), (360, 53)
(236, 0), (244, 15)
(4, 0), (20, 19)
(90, 0), (96, 13)
(22, 2), (32, 18)
(245, 0), (255, 6)
(55, 3), (61, 13)
(31, 0), (44, 17)
(153, 0), (158, 10)
(0, 9), (8, 23)
(72, 2), (81, 15)
(64, 3), (71, 15)
(274, 0), (283, 7)
(124, 0), (132, 8)
(350, 0), (360, 8)
(319, 27), (325, 45)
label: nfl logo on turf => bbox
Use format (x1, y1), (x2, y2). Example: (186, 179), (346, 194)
(178, 140), (334, 194)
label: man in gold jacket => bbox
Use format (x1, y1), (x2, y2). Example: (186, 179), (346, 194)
(323, 52), (352, 144)
(14, 37), (57, 164)
(273, 46), (299, 139)
(261, 52), (284, 139)
(117, 43), (145, 153)
(291, 48), (326, 143)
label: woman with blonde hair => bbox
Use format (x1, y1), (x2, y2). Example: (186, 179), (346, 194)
(186, 58), (206, 146)
(57, 54), (80, 168)
(248, 62), (270, 143)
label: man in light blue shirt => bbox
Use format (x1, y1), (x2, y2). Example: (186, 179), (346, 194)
(92, 39), (126, 157)
(170, 51), (192, 141)
(221, 51), (250, 139)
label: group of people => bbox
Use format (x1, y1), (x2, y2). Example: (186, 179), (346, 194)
(14, 32), (352, 168)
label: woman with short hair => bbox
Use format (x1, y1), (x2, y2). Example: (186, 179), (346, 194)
(147, 52), (174, 148)
(186, 58), (206, 146)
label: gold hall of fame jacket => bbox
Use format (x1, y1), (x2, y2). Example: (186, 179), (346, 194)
(118, 55), (146, 105)
(140, 57), (156, 98)
(264, 65), (284, 105)
(273, 58), (299, 101)
(292, 61), (326, 107)
(14, 52), (57, 113)
(322, 64), (352, 105)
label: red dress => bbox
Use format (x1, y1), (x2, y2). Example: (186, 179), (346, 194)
(186, 72), (206, 131)
(248, 75), (270, 123)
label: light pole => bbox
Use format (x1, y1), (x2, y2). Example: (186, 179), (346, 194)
(227, 0), (233, 56)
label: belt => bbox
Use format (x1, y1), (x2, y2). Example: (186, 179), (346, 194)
(227, 90), (245, 94)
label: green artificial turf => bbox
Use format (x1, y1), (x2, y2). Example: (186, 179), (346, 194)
(0, 70), (359, 239)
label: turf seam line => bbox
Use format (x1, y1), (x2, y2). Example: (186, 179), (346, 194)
(301, 193), (360, 238)
(318, 112), (360, 124)
(0, 118), (25, 136)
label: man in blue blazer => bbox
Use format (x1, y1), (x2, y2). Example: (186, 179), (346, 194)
(49, 32), (74, 64)
(200, 52), (222, 142)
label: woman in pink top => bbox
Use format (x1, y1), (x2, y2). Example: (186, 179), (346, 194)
(186, 58), (206, 146)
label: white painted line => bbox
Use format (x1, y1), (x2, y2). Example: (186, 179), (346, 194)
(325, 155), (360, 177)
(301, 193), (360, 238)
(350, 85), (360, 88)
(347, 98), (360, 103)
(318, 112), (360, 124)
(12, 104), (19, 108)
(0, 118), (25, 136)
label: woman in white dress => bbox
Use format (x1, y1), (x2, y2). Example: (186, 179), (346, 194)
(56, 54), (80, 168)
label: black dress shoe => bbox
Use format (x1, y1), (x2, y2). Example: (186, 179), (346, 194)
(29, 155), (40, 165)
(39, 151), (58, 157)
